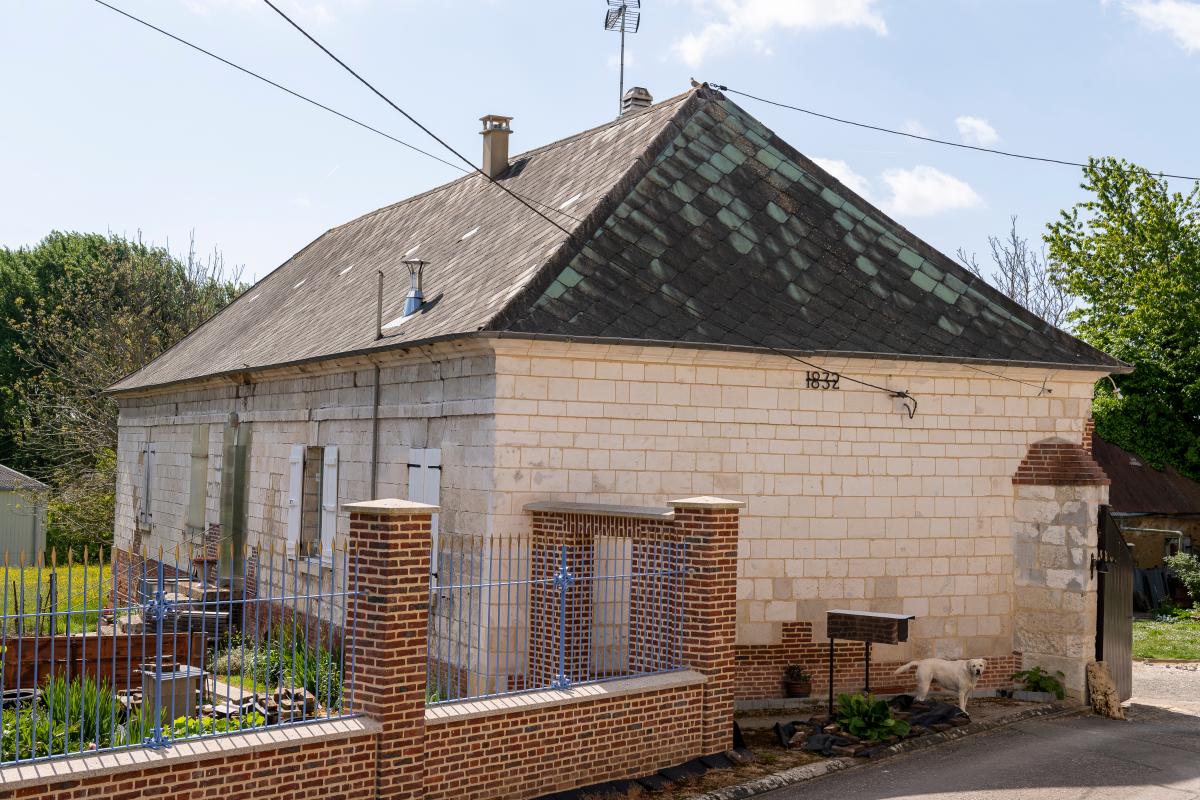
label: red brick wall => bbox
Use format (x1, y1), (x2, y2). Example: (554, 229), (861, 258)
(736, 622), (1023, 701)
(1013, 437), (1109, 486)
(424, 681), (705, 800)
(0, 730), (377, 800)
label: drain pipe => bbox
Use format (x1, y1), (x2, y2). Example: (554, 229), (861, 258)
(370, 270), (384, 499)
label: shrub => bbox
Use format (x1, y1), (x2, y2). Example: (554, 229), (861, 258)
(834, 693), (910, 741)
(1165, 553), (1200, 608)
(1011, 666), (1066, 699)
(783, 664), (812, 682)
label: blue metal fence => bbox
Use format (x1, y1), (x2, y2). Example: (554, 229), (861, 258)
(0, 537), (358, 767)
(426, 529), (687, 705)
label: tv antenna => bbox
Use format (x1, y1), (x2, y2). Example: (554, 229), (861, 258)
(604, 0), (641, 115)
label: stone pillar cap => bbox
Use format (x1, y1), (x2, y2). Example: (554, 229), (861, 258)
(342, 498), (440, 514)
(668, 496), (745, 510)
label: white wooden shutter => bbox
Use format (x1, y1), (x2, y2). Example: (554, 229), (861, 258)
(286, 444), (304, 554)
(321, 445), (339, 559)
(408, 448), (441, 578)
(139, 442), (156, 525)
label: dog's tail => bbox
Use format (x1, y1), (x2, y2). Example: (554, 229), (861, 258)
(893, 661), (918, 676)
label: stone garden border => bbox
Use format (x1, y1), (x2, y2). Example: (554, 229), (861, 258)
(686, 704), (1083, 800)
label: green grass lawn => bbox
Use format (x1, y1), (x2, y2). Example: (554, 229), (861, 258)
(1133, 617), (1200, 660)
(1, 563), (109, 633)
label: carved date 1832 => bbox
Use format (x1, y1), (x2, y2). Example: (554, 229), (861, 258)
(805, 370), (840, 390)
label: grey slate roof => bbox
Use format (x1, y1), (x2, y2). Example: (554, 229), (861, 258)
(0, 465), (47, 492)
(111, 86), (1124, 394)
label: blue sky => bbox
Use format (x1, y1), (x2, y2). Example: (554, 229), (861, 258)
(4, 0), (1200, 282)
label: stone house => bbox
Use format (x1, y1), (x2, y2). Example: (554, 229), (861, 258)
(108, 84), (1126, 700)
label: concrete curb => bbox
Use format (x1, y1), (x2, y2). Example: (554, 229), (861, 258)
(687, 704), (1084, 800)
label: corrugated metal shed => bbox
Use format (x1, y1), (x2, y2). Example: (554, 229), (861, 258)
(0, 464), (47, 557)
(1093, 436), (1200, 515)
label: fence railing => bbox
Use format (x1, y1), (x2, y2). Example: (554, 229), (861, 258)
(426, 532), (687, 705)
(0, 538), (358, 767)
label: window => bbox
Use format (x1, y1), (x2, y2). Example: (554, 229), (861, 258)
(186, 424), (210, 534)
(407, 448), (441, 579)
(287, 444), (338, 559)
(138, 441), (156, 526)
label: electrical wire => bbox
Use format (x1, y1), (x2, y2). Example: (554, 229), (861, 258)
(963, 363), (1053, 395)
(712, 84), (1200, 183)
(260, 0), (921, 417)
(89, 0), (466, 172)
(89, 0), (921, 417)
(260, 0), (581, 240)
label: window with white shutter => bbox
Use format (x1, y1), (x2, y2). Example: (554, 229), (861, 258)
(407, 448), (441, 580)
(139, 442), (157, 526)
(287, 443), (338, 561)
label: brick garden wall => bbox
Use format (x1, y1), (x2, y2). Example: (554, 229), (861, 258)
(424, 676), (705, 800)
(0, 721), (378, 800)
(734, 621), (1022, 701)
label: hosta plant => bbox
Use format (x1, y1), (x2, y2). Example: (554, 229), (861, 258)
(834, 693), (911, 741)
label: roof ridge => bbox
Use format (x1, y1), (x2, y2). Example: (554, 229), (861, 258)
(326, 87), (698, 236)
(480, 87), (711, 333)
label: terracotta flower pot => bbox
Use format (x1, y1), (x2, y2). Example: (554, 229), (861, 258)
(783, 679), (812, 698)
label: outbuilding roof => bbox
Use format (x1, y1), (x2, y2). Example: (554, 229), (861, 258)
(110, 85), (1125, 394)
(1093, 436), (1200, 515)
(0, 465), (48, 492)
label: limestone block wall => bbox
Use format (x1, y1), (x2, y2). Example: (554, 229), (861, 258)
(484, 339), (1110, 686)
(113, 343), (497, 618)
(1011, 437), (1110, 698)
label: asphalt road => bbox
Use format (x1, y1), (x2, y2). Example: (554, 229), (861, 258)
(759, 664), (1200, 800)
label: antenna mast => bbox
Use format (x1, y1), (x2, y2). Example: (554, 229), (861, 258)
(604, 1), (641, 115)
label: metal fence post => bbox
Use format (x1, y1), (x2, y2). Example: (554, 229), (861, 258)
(552, 544), (573, 690)
(146, 557), (169, 749)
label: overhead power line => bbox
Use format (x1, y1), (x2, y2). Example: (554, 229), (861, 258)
(259, 0), (580, 239)
(712, 84), (1200, 183)
(260, 0), (916, 417)
(88, 0), (922, 415)
(89, 0), (465, 171)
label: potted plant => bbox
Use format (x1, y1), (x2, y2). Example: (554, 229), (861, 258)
(783, 665), (813, 698)
(1010, 666), (1066, 702)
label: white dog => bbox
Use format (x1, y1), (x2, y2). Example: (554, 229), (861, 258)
(894, 658), (987, 711)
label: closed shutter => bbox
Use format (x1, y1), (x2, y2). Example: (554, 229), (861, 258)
(286, 444), (304, 555)
(408, 448), (441, 579)
(139, 442), (157, 526)
(321, 445), (339, 559)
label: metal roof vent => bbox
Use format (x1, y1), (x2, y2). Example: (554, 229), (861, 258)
(480, 115), (513, 179)
(621, 86), (652, 115)
(403, 258), (427, 316)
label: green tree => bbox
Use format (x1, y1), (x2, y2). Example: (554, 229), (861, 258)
(2, 231), (243, 550)
(1046, 157), (1200, 479)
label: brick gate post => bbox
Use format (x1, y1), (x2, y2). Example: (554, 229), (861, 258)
(670, 496), (742, 755)
(344, 499), (435, 800)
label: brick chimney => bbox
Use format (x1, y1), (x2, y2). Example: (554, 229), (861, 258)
(620, 87), (652, 115)
(480, 114), (513, 179)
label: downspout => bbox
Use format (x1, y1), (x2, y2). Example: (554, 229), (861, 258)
(371, 269), (384, 499)
(370, 359), (381, 499)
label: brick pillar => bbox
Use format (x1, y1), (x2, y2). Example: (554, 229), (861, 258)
(670, 496), (742, 755)
(344, 498), (436, 800)
(528, 511), (595, 688)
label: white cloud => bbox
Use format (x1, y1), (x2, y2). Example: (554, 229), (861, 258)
(811, 158), (872, 199)
(1124, 0), (1200, 52)
(954, 116), (1000, 146)
(902, 119), (931, 137)
(673, 0), (886, 68)
(880, 166), (983, 217)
